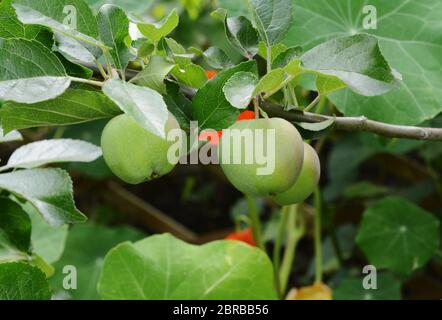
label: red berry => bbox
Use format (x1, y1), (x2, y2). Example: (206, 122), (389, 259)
(225, 228), (256, 247)
(198, 130), (222, 146)
(206, 70), (218, 80)
(237, 111), (256, 121)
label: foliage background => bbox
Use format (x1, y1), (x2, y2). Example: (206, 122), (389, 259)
(0, 0), (441, 300)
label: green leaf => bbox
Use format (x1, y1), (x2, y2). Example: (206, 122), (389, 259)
(58, 52), (93, 79)
(137, 9), (179, 44)
(51, 223), (145, 300)
(223, 71), (258, 109)
(159, 38), (192, 67)
(87, 0), (152, 13)
(0, 38), (70, 103)
(284, 0), (442, 125)
(248, 0), (292, 46)
(97, 4), (131, 71)
(253, 68), (285, 95)
(301, 34), (400, 96)
(131, 55), (176, 94)
(13, 0), (102, 50)
(0, 197), (31, 261)
(0, 139), (102, 171)
(334, 273), (401, 300)
(0, 89), (121, 133)
(0, 168), (87, 226)
(26, 203), (68, 264)
(212, 9), (259, 59)
(217, 0), (250, 17)
(0, 262), (51, 300)
(171, 63), (208, 89)
(192, 60), (256, 130)
(272, 46), (302, 69)
(0, 127), (22, 143)
(343, 181), (389, 200)
(356, 197), (440, 275)
(295, 117), (335, 140)
(316, 74), (346, 96)
(137, 41), (154, 58)
(164, 82), (193, 131)
(258, 42), (287, 62)
(203, 47), (234, 70)
(54, 33), (96, 67)
(102, 79), (169, 138)
(0, 0), (40, 39)
(98, 234), (276, 300)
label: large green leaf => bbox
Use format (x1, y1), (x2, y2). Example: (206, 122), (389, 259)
(0, 262), (51, 300)
(98, 234), (277, 300)
(0, 0), (40, 39)
(26, 203), (68, 264)
(13, 0), (102, 50)
(102, 79), (169, 138)
(0, 197), (31, 262)
(86, 0), (153, 14)
(164, 82), (193, 131)
(0, 168), (87, 226)
(284, 0), (442, 125)
(97, 4), (131, 71)
(248, 0), (292, 46)
(51, 223), (145, 300)
(192, 61), (256, 130)
(0, 139), (102, 171)
(254, 68), (285, 95)
(217, 0), (250, 17)
(0, 38), (70, 103)
(203, 47), (234, 69)
(54, 33), (96, 66)
(301, 34), (400, 96)
(171, 63), (208, 89)
(334, 273), (401, 300)
(356, 197), (440, 275)
(130, 56), (176, 94)
(0, 88), (121, 133)
(223, 71), (258, 109)
(212, 9), (259, 59)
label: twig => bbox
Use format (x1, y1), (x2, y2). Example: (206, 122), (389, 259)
(84, 65), (442, 142)
(263, 103), (442, 141)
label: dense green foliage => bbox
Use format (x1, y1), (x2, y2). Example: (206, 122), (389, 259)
(0, 0), (441, 300)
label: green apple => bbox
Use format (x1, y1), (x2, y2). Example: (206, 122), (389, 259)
(219, 118), (304, 196)
(101, 113), (181, 184)
(273, 143), (320, 205)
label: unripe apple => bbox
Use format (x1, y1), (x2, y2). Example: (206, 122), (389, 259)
(101, 113), (181, 184)
(273, 143), (320, 205)
(219, 118), (304, 196)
